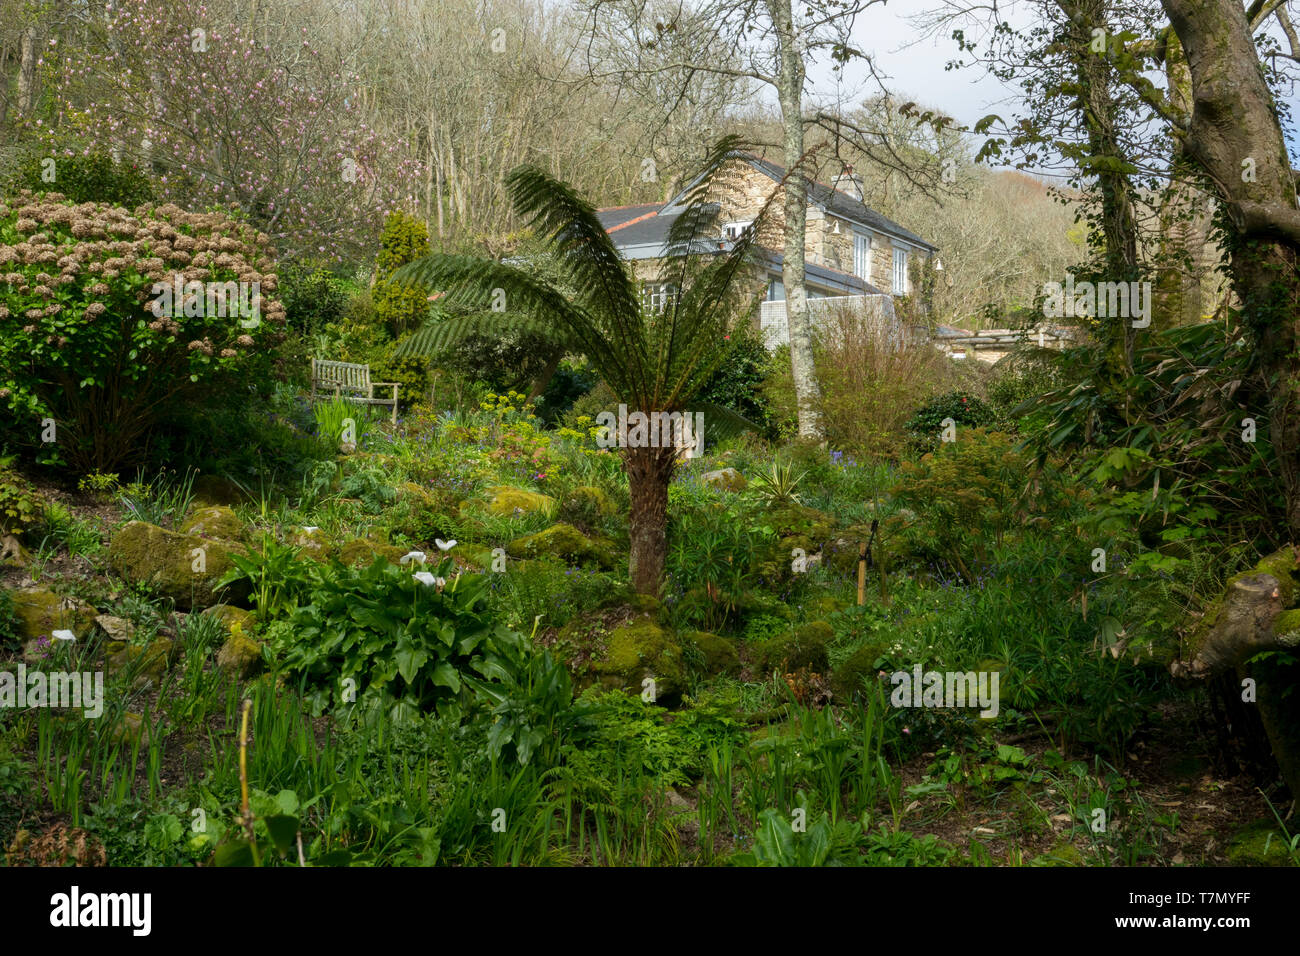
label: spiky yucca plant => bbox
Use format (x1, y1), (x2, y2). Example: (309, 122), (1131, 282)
(391, 137), (778, 594)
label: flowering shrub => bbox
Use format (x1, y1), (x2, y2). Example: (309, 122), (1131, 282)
(0, 192), (286, 471)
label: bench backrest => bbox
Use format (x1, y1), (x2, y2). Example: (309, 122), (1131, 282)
(312, 359), (372, 392)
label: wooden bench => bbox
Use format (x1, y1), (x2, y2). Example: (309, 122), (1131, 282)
(310, 359), (399, 424)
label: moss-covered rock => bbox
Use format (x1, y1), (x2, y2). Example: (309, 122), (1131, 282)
(107, 712), (150, 748)
(1250, 549), (1298, 608)
(216, 633), (264, 679)
(201, 604), (256, 635)
(289, 527), (331, 560)
(686, 631), (739, 676)
(108, 521), (249, 610)
(702, 468), (747, 492)
(558, 485), (617, 525)
(506, 523), (614, 569)
(486, 485), (556, 518)
(1225, 819), (1295, 866)
(831, 642), (890, 700)
(337, 537), (406, 567)
(1029, 843), (1085, 867)
(8, 587), (97, 642)
(592, 617), (686, 702)
(1274, 608), (1300, 646)
(108, 636), (178, 686)
(452, 543), (497, 571)
(180, 505), (246, 542)
(767, 504), (836, 542)
(753, 620), (833, 673)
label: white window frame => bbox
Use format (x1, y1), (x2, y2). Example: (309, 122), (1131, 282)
(723, 220), (753, 241)
(641, 282), (679, 314)
(853, 231), (872, 283)
(892, 247), (909, 295)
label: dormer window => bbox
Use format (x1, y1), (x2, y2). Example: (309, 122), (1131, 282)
(723, 221), (752, 241)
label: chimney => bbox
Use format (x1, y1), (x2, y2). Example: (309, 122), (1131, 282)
(832, 165), (863, 202)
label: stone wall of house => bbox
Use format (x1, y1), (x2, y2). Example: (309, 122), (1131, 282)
(649, 157), (930, 296)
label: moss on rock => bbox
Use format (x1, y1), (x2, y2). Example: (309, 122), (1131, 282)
(506, 523), (614, 568)
(108, 636), (178, 686)
(1225, 819), (1295, 866)
(201, 604), (256, 634)
(338, 537), (406, 567)
(108, 521), (249, 610)
(180, 505), (246, 542)
(686, 631), (740, 676)
(753, 620), (833, 673)
(592, 617), (686, 701)
(486, 485), (556, 518)
(216, 633), (264, 679)
(831, 642), (890, 700)
(8, 587), (97, 642)
(702, 468), (747, 492)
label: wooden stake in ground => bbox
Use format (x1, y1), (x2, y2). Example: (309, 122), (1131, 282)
(857, 542), (867, 605)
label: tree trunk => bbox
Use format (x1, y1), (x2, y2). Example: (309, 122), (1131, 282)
(16, 23), (39, 118)
(1171, 550), (1300, 811)
(768, 0), (822, 440)
(1160, 0), (1300, 539)
(1062, 0), (1141, 370)
(1153, 33), (1212, 328)
(626, 444), (677, 595)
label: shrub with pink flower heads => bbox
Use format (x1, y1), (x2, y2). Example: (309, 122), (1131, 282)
(0, 191), (286, 473)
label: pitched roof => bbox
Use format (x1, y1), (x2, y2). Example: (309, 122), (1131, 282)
(730, 154), (937, 251)
(595, 205), (884, 296)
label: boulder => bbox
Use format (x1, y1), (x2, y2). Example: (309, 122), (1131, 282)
(830, 642), (890, 700)
(702, 468), (747, 492)
(485, 485), (557, 518)
(108, 636), (178, 687)
(216, 632), (263, 679)
(559, 485), (617, 525)
(337, 537), (406, 567)
(753, 620), (833, 674)
(506, 523), (614, 569)
(201, 604), (256, 635)
(591, 617), (686, 702)
(8, 587), (97, 642)
(92, 614), (136, 645)
(180, 505), (246, 542)
(108, 521), (249, 610)
(686, 631), (740, 676)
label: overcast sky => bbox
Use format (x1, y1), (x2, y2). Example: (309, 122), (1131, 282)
(798, 0), (1300, 164)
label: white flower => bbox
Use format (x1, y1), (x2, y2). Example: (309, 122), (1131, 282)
(435, 539), (457, 551)
(52, 629), (76, 641)
(400, 551), (427, 565)
(413, 571), (437, 586)
(301, 526), (320, 534)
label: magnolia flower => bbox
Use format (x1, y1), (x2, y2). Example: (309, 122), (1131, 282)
(400, 551), (427, 565)
(434, 539), (457, 551)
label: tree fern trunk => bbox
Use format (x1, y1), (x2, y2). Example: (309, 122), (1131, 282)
(626, 445), (676, 595)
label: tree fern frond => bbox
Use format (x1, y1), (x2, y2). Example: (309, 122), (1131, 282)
(395, 311), (570, 358)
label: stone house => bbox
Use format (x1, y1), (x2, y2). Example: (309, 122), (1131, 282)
(596, 152), (939, 345)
